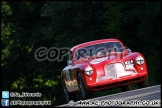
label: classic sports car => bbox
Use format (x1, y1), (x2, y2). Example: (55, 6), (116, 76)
(61, 38), (148, 102)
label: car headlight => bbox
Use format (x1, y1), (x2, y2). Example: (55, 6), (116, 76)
(136, 56), (144, 65)
(84, 65), (93, 75)
(124, 60), (134, 69)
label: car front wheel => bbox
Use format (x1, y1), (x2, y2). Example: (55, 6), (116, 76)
(78, 73), (92, 99)
(121, 84), (131, 92)
(62, 80), (76, 102)
(138, 76), (148, 88)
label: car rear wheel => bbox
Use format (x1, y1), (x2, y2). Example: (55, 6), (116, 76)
(78, 73), (92, 99)
(138, 76), (148, 88)
(121, 84), (131, 92)
(62, 80), (76, 102)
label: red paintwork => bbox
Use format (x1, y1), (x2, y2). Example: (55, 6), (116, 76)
(61, 38), (148, 92)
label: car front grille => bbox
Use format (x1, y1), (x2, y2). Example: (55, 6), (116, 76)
(98, 63), (135, 81)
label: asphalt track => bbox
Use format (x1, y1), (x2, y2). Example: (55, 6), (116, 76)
(57, 85), (161, 107)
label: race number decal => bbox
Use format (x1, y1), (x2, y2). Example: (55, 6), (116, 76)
(90, 57), (107, 64)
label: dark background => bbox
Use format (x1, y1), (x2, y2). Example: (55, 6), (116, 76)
(1, 1), (161, 106)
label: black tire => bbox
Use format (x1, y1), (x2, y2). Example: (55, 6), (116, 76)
(121, 84), (131, 92)
(62, 80), (76, 103)
(138, 76), (148, 88)
(78, 73), (92, 99)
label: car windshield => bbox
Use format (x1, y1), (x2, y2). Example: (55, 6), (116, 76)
(75, 42), (124, 61)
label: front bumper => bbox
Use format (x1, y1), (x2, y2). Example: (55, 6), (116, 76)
(86, 72), (148, 91)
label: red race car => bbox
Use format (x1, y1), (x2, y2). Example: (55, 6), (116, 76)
(61, 38), (148, 102)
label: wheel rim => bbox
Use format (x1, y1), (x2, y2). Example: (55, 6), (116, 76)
(79, 76), (85, 98)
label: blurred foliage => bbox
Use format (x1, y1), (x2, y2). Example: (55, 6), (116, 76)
(1, 1), (161, 106)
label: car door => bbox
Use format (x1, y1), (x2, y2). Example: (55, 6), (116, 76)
(66, 51), (79, 92)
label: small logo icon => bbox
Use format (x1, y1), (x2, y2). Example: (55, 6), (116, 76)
(2, 91), (9, 98)
(2, 99), (9, 106)
(68, 100), (75, 106)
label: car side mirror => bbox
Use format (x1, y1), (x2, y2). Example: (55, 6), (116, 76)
(67, 60), (72, 65)
(127, 48), (131, 53)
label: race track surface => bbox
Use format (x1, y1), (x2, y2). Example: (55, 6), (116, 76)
(57, 85), (161, 107)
